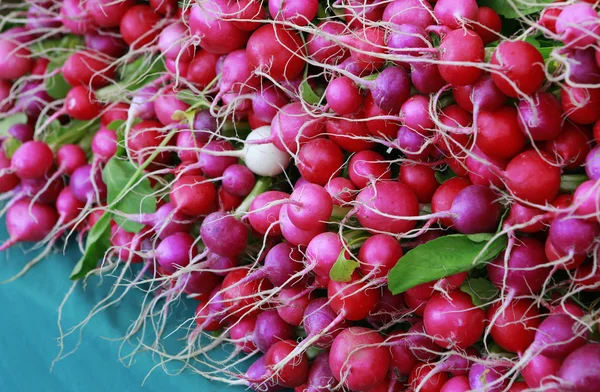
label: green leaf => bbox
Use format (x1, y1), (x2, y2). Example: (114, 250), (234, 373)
(478, 0), (553, 19)
(460, 278), (499, 306)
(45, 62), (71, 100)
(30, 34), (84, 62)
(435, 166), (457, 184)
(118, 55), (165, 90)
(102, 158), (157, 233)
(560, 174), (588, 193)
(300, 79), (322, 105)
(42, 119), (100, 151)
(70, 212), (112, 280)
(330, 252), (359, 282)
(3, 137), (22, 158)
(106, 120), (125, 131)
(388, 234), (508, 294)
(0, 113), (27, 136)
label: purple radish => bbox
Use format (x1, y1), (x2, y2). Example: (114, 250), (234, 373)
(303, 298), (351, 349)
(200, 211), (248, 258)
(450, 184), (502, 234)
(69, 164), (107, 203)
(154, 232), (196, 274)
(254, 310), (295, 353)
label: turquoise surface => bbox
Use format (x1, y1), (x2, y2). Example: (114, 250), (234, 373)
(0, 221), (248, 392)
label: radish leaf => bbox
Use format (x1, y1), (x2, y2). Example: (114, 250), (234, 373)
(70, 212), (111, 280)
(388, 234), (507, 294)
(330, 252), (359, 282)
(460, 278), (499, 307)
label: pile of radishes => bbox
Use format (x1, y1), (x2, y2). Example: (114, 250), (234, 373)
(1, 0), (600, 390)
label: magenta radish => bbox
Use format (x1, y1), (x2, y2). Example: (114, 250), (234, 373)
(355, 180), (420, 235)
(276, 287), (313, 326)
(0, 151), (19, 193)
(531, 313), (589, 360)
(405, 320), (441, 361)
(253, 310), (295, 353)
(400, 94), (434, 134)
(268, 102), (325, 153)
(453, 75), (507, 114)
(555, 3), (600, 49)
(187, 51), (220, 88)
(305, 232), (349, 278)
(434, 0), (479, 29)
(573, 180), (600, 221)
(388, 23), (431, 66)
(10, 141), (54, 180)
(247, 190), (289, 236)
(326, 112), (376, 153)
(241, 242), (306, 288)
(388, 332), (419, 376)
(382, 0), (435, 29)
(325, 76), (362, 115)
(170, 175), (217, 217)
(329, 327), (391, 391)
(303, 298), (351, 349)
(0, 37), (34, 80)
(543, 122), (591, 170)
(246, 24), (305, 81)
(305, 351), (336, 392)
(450, 184), (501, 234)
(85, 30), (128, 58)
(465, 146), (506, 188)
(0, 199), (59, 251)
(522, 353), (562, 389)
(476, 106), (526, 161)
(565, 48), (600, 84)
(517, 91), (563, 141)
(62, 50), (116, 89)
(154, 232), (196, 274)
(549, 215), (600, 257)
(367, 287), (405, 327)
(306, 21), (349, 65)
(268, 0), (318, 26)
(488, 236), (552, 295)
(200, 211), (248, 258)
(245, 356), (282, 392)
(438, 29), (485, 86)
(157, 21), (193, 62)
(91, 128), (118, 163)
(189, 3), (249, 55)
(230, 316), (258, 354)
(119, 4), (160, 49)
(396, 126), (433, 161)
(280, 204), (326, 246)
(468, 362), (508, 392)
(557, 343), (600, 392)
(370, 66), (411, 112)
(221, 164), (255, 197)
(324, 177), (357, 206)
(358, 234), (402, 279)
(287, 183), (333, 230)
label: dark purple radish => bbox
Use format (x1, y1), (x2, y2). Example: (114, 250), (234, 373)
(147, 203), (193, 240)
(388, 23), (431, 67)
(130, 86), (158, 120)
(247, 190), (289, 236)
(396, 126), (433, 161)
(287, 183), (333, 231)
(200, 211), (248, 257)
(154, 232), (197, 274)
(303, 298), (351, 349)
(70, 164), (107, 203)
(8, 123), (34, 143)
(10, 141), (54, 180)
(237, 242), (306, 288)
(254, 310), (295, 353)
(407, 321), (440, 362)
(182, 270), (221, 303)
(192, 109), (218, 143)
(20, 173), (64, 205)
(487, 237), (552, 296)
(0, 199), (59, 251)
(549, 216), (600, 257)
(305, 351), (336, 392)
(565, 48), (600, 84)
(450, 184), (502, 234)
(529, 314), (589, 360)
(517, 92), (563, 141)
(411, 61), (446, 94)
(369, 66), (411, 112)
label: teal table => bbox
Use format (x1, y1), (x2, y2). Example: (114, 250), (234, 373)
(0, 222), (248, 392)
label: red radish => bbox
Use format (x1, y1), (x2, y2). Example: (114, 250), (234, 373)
(0, 151), (19, 193)
(326, 113), (376, 153)
(277, 287), (312, 326)
(328, 272), (381, 321)
(127, 120), (171, 167)
(543, 122), (591, 170)
(88, 0), (134, 28)
(297, 138), (345, 185)
(364, 92), (401, 139)
(399, 164), (439, 203)
(424, 291), (485, 349)
(305, 232), (349, 278)
(170, 176), (217, 217)
(189, 3), (249, 54)
(522, 353), (562, 389)
(187, 51), (220, 88)
(453, 75), (507, 114)
(325, 177), (357, 206)
(476, 106), (526, 160)
(306, 21), (349, 65)
(329, 327), (391, 391)
(269, 102), (325, 153)
(222, 268), (273, 317)
(438, 29), (484, 87)
(326, 76), (362, 115)
(358, 234), (403, 279)
(60, 0), (96, 35)
(348, 151), (391, 189)
(505, 150), (562, 205)
(149, 0), (177, 15)
(561, 86), (600, 125)
(487, 299), (541, 354)
(247, 190), (289, 236)
(0, 38), (33, 80)
(230, 316), (257, 353)
(491, 41), (545, 98)
(268, 0), (318, 26)
(287, 184), (333, 230)
(0, 199), (59, 251)
(246, 24), (305, 81)
(473, 7), (502, 44)
(264, 340), (309, 388)
(388, 332), (418, 376)
(409, 363), (450, 392)
(450, 184), (502, 234)
(119, 5), (161, 49)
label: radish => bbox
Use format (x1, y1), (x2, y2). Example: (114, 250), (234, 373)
(306, 21), (349, 65)
(431, 176), (472, 227)
(382, 0), (435, 29)
(297, 138), (344, 185)
(326, 76), (363, 115)
(170, 175), (217, 216)
(473, 6), (502, 44)
(276, 286), (312, 326)
(555, 3), (600, 49)
(287, 183), (333, 230)
(450, 184), (502, 234)
(254, 310), (295, 353)
(325, 177), (357, 206)
(328, 272), (381, 321)
(280, 204), (326, 246)
(61, 0), (96, 35)
(530, 313), (589, 360)
(348, 150), (391, 189)
(438, 29), (484, 87)
(476, 106), (526, 160)
(565, 48), (600, 84)
(187, 51), (220, 88)
(119, 4), (160, 49)
(0, 199), (59, 251)
(487, 299), (541, 354)
(423, 290), (485, 349)
(409, 363), (450, 392)
(434, 0), (479, 29)
(247, 190), (289, 236)
(10, 141), (54, 180)
(517, 92), (563, 141)
(549, 215), (600, 257)
(543, 122), (591, 170)
(522, 353), (562, 389)
(561, 86), (600, 125)
(557, 343), (600, 391)
(245, 356), (281, 392)
(0, 151), (19, 193)
(355, 180), (420, 235)
(399, 163), (439, 203)
(246, 24), (305, 81)
(329, 327), (391, 391)
(0, 37), (34, 80)
(88, 0), (135, 28)
(305, 232), (350, 278)
(303, 298), (351, 349)
(268, 0), (318, 26)
(230, 316), (258, 354)
(326, 112), (376, 152)
(305, 351), (336, 392)
(189, 3), (249, 55)
(358, 234), (403, 279)
(84, 31), (127, 59)
(468, 362), (508, 392)
(200, 211), (248, 258)
(221, 268), (273, 317)
(505, 150), (562, 205)
(157, 21), (193, 62)
(490, 41), (545, 98)
(264, 340), (309, 388)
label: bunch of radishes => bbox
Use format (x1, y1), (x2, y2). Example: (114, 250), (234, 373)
(1, 0), (600, 391)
